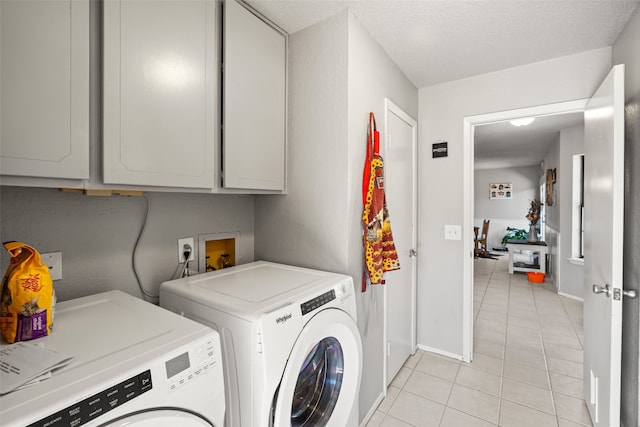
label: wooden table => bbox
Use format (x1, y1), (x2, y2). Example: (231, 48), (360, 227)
(507, 240), (548, 274)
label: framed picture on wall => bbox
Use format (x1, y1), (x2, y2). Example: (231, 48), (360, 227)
(490, 183), (512, 199)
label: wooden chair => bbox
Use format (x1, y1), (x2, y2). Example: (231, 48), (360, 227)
(474, 219), (490, 257)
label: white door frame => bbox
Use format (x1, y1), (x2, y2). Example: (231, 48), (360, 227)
(383, 98), (418, 386)
(462, 99), (588, 362)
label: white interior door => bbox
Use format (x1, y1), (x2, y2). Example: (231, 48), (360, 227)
(583, 64), (625, 427)
(383, 100), (417, 386)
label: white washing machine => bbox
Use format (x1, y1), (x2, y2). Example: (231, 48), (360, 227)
(0, 290), (225, 427)
(159, 261), (363, 427)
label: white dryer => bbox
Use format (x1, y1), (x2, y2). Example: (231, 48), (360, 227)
(160, 261), (363, 427)
(0, 290), (225, 427)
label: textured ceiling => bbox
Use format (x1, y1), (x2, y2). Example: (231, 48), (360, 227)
(245, 0), (640, 88)
(245, 0), (638, 168)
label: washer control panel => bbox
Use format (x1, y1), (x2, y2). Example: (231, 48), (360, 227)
(28, 370), (152, 427)
(166, 337), (217, 392)
(301, 289), (336, 316)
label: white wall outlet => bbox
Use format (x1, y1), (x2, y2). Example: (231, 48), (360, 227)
(41, 252), (62, 281)
(444, 225), (462, 241)
(178, 237), (195, 262)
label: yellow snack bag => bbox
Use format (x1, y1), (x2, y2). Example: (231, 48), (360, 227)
(1, 241), (55, 343)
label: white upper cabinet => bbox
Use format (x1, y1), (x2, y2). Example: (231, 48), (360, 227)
(103, 0), (216, 189)
(0, 0), (89, 180)
(223, 0), (286, 191)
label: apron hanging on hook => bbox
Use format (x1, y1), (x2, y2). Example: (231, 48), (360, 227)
(361, 112), (400, 291)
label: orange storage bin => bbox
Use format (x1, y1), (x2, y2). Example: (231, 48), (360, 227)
(527, 272), (545, 283)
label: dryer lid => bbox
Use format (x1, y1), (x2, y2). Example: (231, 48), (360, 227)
(203, 263), (322, 303)
(161, 261), (353, 318)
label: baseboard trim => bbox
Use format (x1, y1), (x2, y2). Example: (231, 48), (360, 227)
(359, 391), (385, 427)
(558, 291), (584, 302)
(417, 344), (464, 361)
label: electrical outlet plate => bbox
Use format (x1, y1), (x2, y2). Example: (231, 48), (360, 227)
(178, 237), (195, 262)
(41, 252), (62, 281)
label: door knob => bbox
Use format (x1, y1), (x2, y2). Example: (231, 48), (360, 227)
(592, 284), (611, 297)
(623, 289), (637, 299)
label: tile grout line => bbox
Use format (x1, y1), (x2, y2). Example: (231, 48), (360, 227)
(530, 277), (561, 425)
(494, 257), (507, 426)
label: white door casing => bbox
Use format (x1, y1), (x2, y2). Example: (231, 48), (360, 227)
(383, 99), (418, 386)
(462, 99), (588, 362)
(583, 64), (625, 427)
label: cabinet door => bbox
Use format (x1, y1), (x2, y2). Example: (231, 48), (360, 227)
(0, 0), (89, 180)
(223, 0), (286, 191)
(103, 0), (216, 189)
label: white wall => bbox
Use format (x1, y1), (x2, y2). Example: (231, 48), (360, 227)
(0, 187), (255, 303)
(613, 5), (640, 426)
(543, 133), (562, 287)
(254, 10), (418, 422)
(474, 165), (540, 249)
(418, 47), (612, 356)
(543, 136), (561, 230)
(557, 125), (585, 298)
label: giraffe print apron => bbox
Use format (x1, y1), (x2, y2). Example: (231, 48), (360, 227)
(362, 113), (400, 291)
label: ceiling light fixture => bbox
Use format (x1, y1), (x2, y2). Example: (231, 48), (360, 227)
(510, 117), (535, 127)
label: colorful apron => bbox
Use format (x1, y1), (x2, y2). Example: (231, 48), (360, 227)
(362, 113), (400, 290)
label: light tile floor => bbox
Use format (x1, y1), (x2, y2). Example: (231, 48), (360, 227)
(366, 255), (593, 427)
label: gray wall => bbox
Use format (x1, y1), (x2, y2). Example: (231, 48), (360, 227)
(613, 5), (640, 426)
(255, 11), (349, 273)
(474, 165), (540, 250)
(0, 187), (255, 303)
(347, 14), (418, 420)
(418, 47), (612, 355)
(254, 10), (419, 422)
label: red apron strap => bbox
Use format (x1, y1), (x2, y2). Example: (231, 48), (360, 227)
(362, 113), (377, 205)
(371, 113), (380, 156)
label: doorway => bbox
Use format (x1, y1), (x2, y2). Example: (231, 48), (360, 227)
(462, 99), (589, 362)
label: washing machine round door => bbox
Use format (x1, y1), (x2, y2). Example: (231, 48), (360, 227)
(102, 409), (214, 426)
(272, 308), (362, 427)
